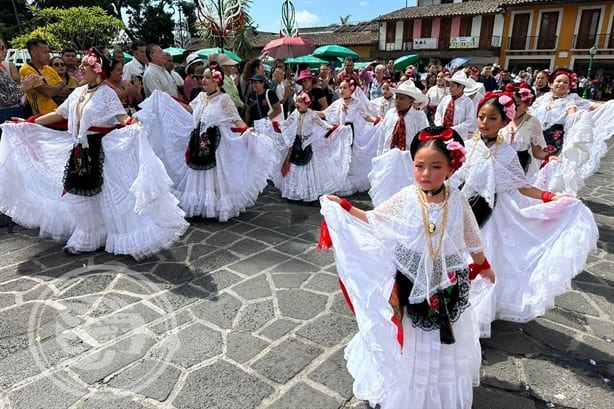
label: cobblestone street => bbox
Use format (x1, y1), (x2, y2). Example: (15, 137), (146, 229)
(0, 145), (612, 409)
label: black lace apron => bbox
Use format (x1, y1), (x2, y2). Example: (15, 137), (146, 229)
(516, 150), (531, 173)
(542, 124), (564, 156)
(185, 124), (221, 170)
(63, 134), (105, 196)
(289, 135), (313, 166)
(459, 183), (496, 228)
(392, 251), (471, 345)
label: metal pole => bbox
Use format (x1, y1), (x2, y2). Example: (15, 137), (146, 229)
(583, 47), (596, 99)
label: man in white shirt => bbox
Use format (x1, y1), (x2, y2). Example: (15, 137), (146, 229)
(434, 70), (476, 139)
(142, 44), (178, 98)
(164, 52), (185, 99)
(122, 40), (148, 82)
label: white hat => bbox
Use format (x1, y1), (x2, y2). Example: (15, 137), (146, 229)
(391, 80), (427, 105)
(464, 77), (480, 96)
(186, 53), (204, 70)
(217, 54), (237, 66)
(446, 70), (470, 87)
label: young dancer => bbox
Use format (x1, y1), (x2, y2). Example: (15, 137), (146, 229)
(319, 126), (494, 409)
(454, 91), (598, 337)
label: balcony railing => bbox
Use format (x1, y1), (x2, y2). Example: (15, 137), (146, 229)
(573, 33), (614, 50)
(508, 35), (558, 50)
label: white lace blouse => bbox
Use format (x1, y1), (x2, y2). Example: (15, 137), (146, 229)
(189, 92), (241, 129)
(500, 114), (546, 151)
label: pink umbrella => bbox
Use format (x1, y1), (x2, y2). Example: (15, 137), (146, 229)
(262, 36), (315, 60)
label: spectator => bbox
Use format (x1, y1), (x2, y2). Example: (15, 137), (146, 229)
(19, 39), (67, 115)
(188, 65), (204, 101)
(122, 40), (148, 82)
(142, 44), (178, 98)
(434, 70), (476, 138)
(49, 56), (78, 105)
(61, 48), (82, 82)
(217, 54), (244, 110)
(478, 64), (497, 91)
(105, 58), (143, 114)
(0, 37), (20, 82)
(270, 67), (291, 119)
(0, 67), (39, 137)
(497, 70), (513, 90)
(112, 50), (125, 65)
(295, 69), (328, 111)
(368, 64), (386, 100)
(244, 73), (282, 126)
(164, 52), (185, 99)
(385, 59), (397, 82)
(337, 57), (360, 85)
(318, 63), (336, 105)
(240, 58), (266, 102)
(183, 53), (204, 102)
(533, 70), (550, 98)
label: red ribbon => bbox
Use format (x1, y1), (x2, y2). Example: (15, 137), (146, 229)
(418, 128), (453, 142)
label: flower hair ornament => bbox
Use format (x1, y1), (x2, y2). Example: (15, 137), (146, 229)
(210, 68), (223, 86)
(516, 87), (534, 105)
(550, 68), (577, 89)
(479, 91), (516, 122)
(295, 91), (312, 106)
(417, 128), (466, 171)
(345, 79), (356, 93)
(82, 49), (106, 79)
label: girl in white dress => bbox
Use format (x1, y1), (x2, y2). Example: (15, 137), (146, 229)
(136, 67), (274, 221)
(319, 126), (494, 409)
(262, 91), (353, 201)
(455, 91), (598, 337)
(0, 48), (187, 259)
(324, 79), (379, 196)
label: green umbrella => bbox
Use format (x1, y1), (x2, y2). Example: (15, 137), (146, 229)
(163, 47), (186, 62)
(285, 55), (328, 69)
(394, 54), (420, 71)
(196, 47), (241, 62)
(123, 52), (133, 63)
(313, 44), (359, 60)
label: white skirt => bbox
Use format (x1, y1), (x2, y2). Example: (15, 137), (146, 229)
(368, 148), (414, 207)
(0, 122), (188, 260)
(470, 191), (598, 337)
(336, 122), (380, 196)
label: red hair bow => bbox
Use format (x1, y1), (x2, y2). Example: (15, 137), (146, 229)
(418, 128), (453, 142)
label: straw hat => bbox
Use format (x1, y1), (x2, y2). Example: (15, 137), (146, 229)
(391, 80), (427, 105)
(446, 70), (470, 87)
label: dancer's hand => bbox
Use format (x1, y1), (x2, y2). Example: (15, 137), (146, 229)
(326, 195), (341, 204)
(481, 268), (496, 283)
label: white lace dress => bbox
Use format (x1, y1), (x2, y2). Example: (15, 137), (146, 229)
(0, 84), (188, 259)
(500, 114), (546, 178)
(137, 90), (274, 221)
(255, 109), (353, 201)
(454, 137), (598, 337)
(320, 187), (482, 409)
(325, 88), (380, 196)
(368, 107), (429, 206)
(529, 92), (612, 193)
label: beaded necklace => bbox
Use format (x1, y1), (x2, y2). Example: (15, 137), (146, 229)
(416, 184), (449, 283)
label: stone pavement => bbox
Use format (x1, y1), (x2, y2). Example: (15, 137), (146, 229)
(0, 148), (612, 409)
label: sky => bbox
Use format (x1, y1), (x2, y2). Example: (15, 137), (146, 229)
(250, 0), (417, 34)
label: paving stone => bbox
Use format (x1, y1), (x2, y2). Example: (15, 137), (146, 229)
(22, 283), (55, 301)
(309, 348), (354, 399)
(573, 282), (614, 318)
(235, 299), (275, 332)
(191, 249), (239, 275)
(483, 329), (546, 356)
(521, 317), (578, 352)
(0, 292), (14, 308)
(226, 222), (257, 234)
(304, 273), (340, 293)
(272, 259), (320, 273)
(152, 322), (223, 368)
(107, 358), (182, 401)
(191, 269), (242, 293)
(585, 317), (614, 342)
(87, 292), (143, 318)
(191, 292), (242, 329)
(480, 349), (523, 391)
(554, 291), (600, 316)
(83, 303), (161, 343)
(59, 273), (116, 298)
(226, 331), (270, 363)
(275, 223), (318, 237)
(277, 289), (328, 320)
(299, 248), (335, 267)
(186, 228), (213, 243)
(259, 319), (299, 341)
(205, 231), (243, 247)
(232, 275), (272, 300)
(71, 333), (156, 384)
(149, 283), (210, 313)
(540, 307), (590, 332)
(271, 272), (311, 288)
(243, 227), (288, 245)
(583, 260), (614, 281)
(8, 371), (88, 409)
(252, 338), (323, 383)
(297, 313), (356, 347)
(173, 360), (273, 409)
(522, 357), (612, 409)
(159, 245), (190, 262)
(111, 275), (163, 295)
(267, 382), (341, 409)
(573, 334), (614, 377)
(473, 386), (536, 409)
(573, 270), (604, 285)
(228, 250), (288, 276)
(0, 277), (39, 292)
(0, 332), (90, 389)
(72, 392), (150, 409)
(148, 310), (194, 336)
(226, 238), (268, 256)
(330, 292), (355, 317)
(151, 263), (194, 285)
(0, 261), (40, 282)
(274, 239), (313, 256)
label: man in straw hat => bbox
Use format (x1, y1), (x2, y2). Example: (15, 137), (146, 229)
(434, 70), (476, 139)
(217, 53), (244, 111)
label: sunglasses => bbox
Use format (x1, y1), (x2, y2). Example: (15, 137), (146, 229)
(53, 62), (66, 67)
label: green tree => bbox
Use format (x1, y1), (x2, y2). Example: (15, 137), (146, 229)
(126, 1), (176, 46)
(0, 0), (31, 41)
(11, 6), (125, 50)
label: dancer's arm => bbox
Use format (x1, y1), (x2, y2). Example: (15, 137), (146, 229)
(326, 195), (368, 223)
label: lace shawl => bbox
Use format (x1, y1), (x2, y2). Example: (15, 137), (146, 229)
(280, 108), (329, 149)
(189, 92), (241, 129)
(453, 137), (529, 208)
(500, 114), (546, 151)
(366, 186), (483, 303)
(56, 85), (126, 148)
(324, 88), (371, 125)
(530, 92), (591, 130)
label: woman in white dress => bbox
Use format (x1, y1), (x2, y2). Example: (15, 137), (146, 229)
(0, 48), (187, 259)
(319, 127), (494, 408)
(455, 91), (598, 337)
(136, 67), (274, 222)
(324, 79), (379, 196)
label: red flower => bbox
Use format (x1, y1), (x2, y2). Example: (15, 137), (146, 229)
(544, 145), (556, 153)
(428, 294), (439, 311)
(447, 271), (457, 285)
(552, 130), (563, 140)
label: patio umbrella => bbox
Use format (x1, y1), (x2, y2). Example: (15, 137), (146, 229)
(123, 52), (133, 63)
(163, 47), (186, 62)
(313, 44), (359, 60)
(285, 55), (329, 69)
(393, 54), (420, 71)
(446, 56), (471, 70)
(262, 36), (315, 60)
(196, 47), (241, 62)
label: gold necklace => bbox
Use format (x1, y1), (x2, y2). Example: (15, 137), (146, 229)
(416, 184), (449, 250)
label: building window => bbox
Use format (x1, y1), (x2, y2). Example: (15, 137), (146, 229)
(537, 11), (559, 49)
(386, 21), (396, 44)
(510, 13), (530, 49)
(421, 19), (432, 38)
(459, 16), (472, 37)
(403, 20), (414, 42)
(576, 9), (601, 48)
(479, 15), (494, 48)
